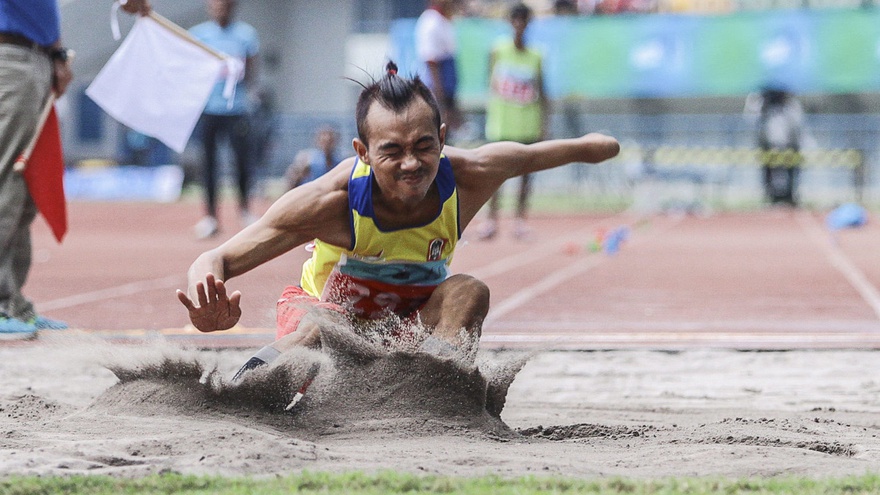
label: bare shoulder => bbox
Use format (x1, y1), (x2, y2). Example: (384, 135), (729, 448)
(265, 157), (355, 247)
(443, 146), (496, 189)
(442, 146), (507, 228)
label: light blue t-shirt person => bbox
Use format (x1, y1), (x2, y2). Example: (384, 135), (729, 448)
(185, 0), (261, 241)
(189, 0), (259, 116)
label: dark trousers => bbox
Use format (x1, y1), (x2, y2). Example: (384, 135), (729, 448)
(760, 148), (801, 206)
(762, 165), (800, 205)
(199, 113), (251, 217)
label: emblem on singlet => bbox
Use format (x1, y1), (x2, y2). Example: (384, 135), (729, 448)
(427, 238), (446, 261)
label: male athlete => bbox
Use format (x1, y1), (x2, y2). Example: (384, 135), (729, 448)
(177, 62), (619, 383)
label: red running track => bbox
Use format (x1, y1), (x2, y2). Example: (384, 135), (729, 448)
(16, 200), (880, 350)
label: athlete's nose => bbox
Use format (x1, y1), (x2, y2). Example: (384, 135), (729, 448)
(400, 152), (419, 171)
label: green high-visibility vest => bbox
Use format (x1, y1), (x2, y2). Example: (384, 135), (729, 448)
(485, 40), (543, 143)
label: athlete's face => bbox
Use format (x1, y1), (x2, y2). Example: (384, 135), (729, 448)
(354, 98), (446, 208)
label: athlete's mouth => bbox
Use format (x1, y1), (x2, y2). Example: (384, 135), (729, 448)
(398, 171), (427, 184)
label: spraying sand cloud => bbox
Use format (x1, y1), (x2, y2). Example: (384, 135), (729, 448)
(89, 317), (530, 441)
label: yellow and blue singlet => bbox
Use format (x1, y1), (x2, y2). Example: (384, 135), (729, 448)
(300, 155), (460, 319)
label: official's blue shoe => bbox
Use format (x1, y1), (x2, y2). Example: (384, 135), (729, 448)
(0, 314), (37, 340)
(29, 315), (68, 330)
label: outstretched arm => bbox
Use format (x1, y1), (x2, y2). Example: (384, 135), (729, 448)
(448, 132), (620, 225)
(177, 159), (353, 332)
(473, 132), (619, 176)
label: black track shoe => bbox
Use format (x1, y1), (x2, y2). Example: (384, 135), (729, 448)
(231, 356), (267, 382)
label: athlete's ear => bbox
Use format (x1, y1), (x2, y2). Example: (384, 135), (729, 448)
(438, 123), (447, 149)
(352, 138), (368, 162)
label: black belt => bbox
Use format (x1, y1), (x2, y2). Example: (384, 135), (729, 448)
(0, 32), (48, 54)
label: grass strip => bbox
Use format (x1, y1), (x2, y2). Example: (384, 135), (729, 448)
(2, 471), (880, 495)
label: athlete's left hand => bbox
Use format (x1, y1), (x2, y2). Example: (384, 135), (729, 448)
(176, 273), (242, 332)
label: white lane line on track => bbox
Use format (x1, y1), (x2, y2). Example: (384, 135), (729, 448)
(486, 319), (880, 332)
(798, 211), (880, 320)
(463, 213), (634, 281)
(484, 214), (681, 325)
(38, 275), (181, 311)
(484, 256), (604, 326)
(481, 332), (880, 347)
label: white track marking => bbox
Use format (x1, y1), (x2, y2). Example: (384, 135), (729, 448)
(484, 215), (681, 325)
(487, 318), (880, 332)
(481, 331), (880, 348)
(462, 214), (635, 280)
(38, 275), (180, 311)
(798, 211), (880, 320)
(484, 256), (604, 326)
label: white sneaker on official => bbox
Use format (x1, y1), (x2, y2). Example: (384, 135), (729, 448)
(194, 216), (219, 239)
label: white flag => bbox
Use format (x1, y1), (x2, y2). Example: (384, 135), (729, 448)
(86, 16), (225, 153)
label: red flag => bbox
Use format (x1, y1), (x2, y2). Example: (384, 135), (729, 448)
(22, 106), (67, 243)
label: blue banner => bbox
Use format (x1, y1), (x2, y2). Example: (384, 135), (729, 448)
(390, 10), (880, 102)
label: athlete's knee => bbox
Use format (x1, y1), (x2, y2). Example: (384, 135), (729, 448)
(445, 274), (490, 309)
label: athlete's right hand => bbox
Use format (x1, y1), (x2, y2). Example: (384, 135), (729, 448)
(176, 273), (242, 332)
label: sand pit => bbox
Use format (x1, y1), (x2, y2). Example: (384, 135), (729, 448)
(1, 331), (879, 479)
(96, 322), (522, 442)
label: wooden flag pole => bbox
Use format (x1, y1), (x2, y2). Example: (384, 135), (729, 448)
(13, 93), (56, 174)
(147, 11), (227, 60)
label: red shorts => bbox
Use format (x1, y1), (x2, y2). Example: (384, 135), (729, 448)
(275, 285), (426, 346)
(275, 286), (342, 340)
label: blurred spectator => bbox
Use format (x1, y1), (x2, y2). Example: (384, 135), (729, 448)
(577, 0), (600, 13)
(552, 0), (584, 138)
(595, 0), (658, 14)
(476, 3), (547, 241)
(415, 0), (462, 135)
(553, 0), (590, 185)
(285, 125), (340, 190)
(248, 87), (277, 192)
(745, 86), (805, 206)
(122, 128), (172, 166)
(0, 0), (74, 336)
(189, 0), (260, 239)
(554, 0), (581, 14)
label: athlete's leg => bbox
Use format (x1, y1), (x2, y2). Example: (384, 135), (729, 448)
(418, 274), (490, 346)
(232, 287), (335, 381)
(419, 275), (506, 415)
(231, 318), (323, 382)
(269, 313), (323, 352)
